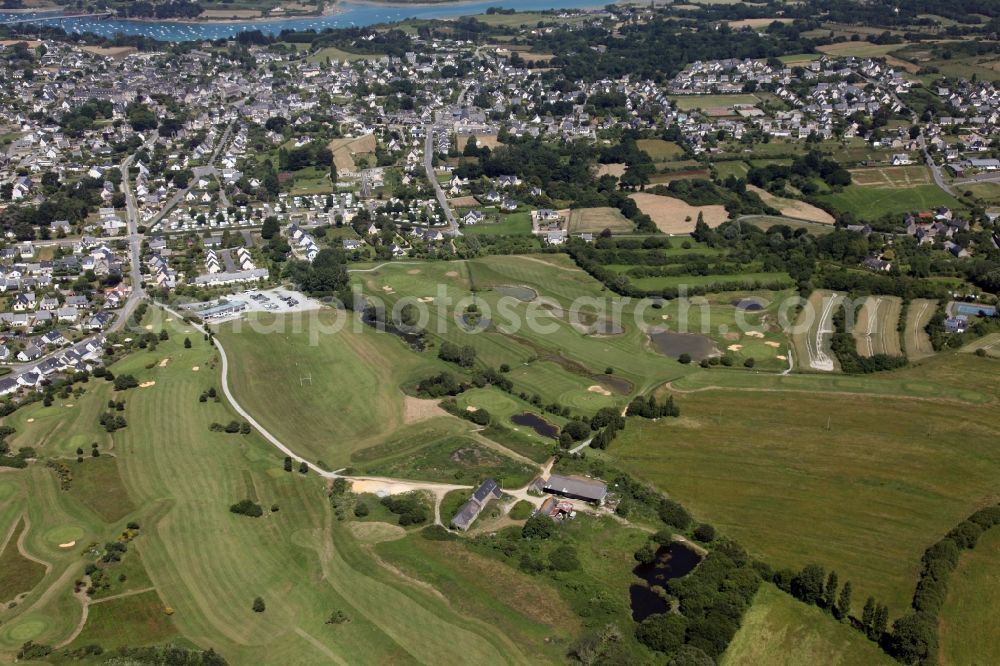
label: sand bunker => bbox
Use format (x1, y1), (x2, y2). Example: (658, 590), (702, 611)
(65, 404), (73, 408)
(26, 418), (34, 423)
(382, 286), (394, 293)
(140, 381), (156, 388)
(776, 354), (787, 360)
(158, 358), (169, 367)
(588, 385), (612, 396)
(144, 325), (153, 330)
(765, 341), (781, 348)
(417, 297), (435, 303)
(58, 541), (76, 549)
(192, 366), (200, 372)
(465, 406), (479, 412)
(445, 271), (459, 277)
(406, 269), (422, 275)
(745, 331), (765, 338)
(727, 344), (744, 352)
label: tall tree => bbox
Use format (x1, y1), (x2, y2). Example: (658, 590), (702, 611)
(824, 571), (839, 611)
(862, 597), (876, 638)
(835, 581), (852, 621)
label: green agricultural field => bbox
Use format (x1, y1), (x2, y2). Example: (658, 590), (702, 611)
(714, 160), (750, 180)
(817, 184), (962, 220)
(960, 332), (1000, 358)
(904, 298), (937, 361)
(722, 584), (894, 665)
(612, 354), (1000, 620)
(938, 527), (1000, 666)
(629, 271), (793, 291)
(306, 46), (379, 63)
(636, 138), (686, 161)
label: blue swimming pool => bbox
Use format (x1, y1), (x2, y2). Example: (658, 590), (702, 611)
(955, 303), (997, 317)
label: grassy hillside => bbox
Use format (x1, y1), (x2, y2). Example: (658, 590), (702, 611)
(938, 527), (1000, 666)
(722, 584), (894, 665)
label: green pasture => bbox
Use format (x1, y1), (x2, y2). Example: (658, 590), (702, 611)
(612, 354), (1000, 620)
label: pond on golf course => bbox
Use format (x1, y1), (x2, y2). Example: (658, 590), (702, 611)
(510, 412), (560, 439)
(649, 330), (719, 361)
(494, 285), (538, 302)
(630, 542), (703, 621)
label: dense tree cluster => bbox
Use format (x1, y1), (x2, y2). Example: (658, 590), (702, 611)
(627, 394), (680, 419)
(380, 493), (429, 526)
(229, 499), (264, 517)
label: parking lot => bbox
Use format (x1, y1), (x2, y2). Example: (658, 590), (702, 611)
(240, 287), (324, 314)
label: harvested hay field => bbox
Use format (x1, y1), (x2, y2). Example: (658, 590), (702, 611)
(729, 17), (794, 29)
(848, 165), (932, 188)
(595, 163), (627, 178)
(904, 298), (937, 361)
(567, 207), (633, 234)
(449, 196), (481, 208)
(80, 46), (137, 59)
(457, 134), (500, 151)
(327, 134), (377, 172)
(629, 192), (728, 234)
(748, 185), (835, 224)
(852, 296), (902, 357)
(198, 8), (261, 18)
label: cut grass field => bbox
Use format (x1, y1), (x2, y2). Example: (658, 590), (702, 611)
(938, 527), (1000, 666)
(848, 165), (932, 188)
(852, 296), (902, 357)
(668, 93), (761, 111)
(462, 211), (532, 236)
(791, 290), (842, 372)
(816, 184), (962, 220)
(326, 134), (376, 172)
(721, 583), (894, 666)
(904, 298), (937, 361)
(216, 309), (446, 468)
(566, 207), (633, 234)
(613, 354), (1000, 620)
(747, 185), (835, 224)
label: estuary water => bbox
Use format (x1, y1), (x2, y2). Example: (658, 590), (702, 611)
(1, 0), (601, 42)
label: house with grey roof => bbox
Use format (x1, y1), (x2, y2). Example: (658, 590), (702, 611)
(451, 478), (503, 531)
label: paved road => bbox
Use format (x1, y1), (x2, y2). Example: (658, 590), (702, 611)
(424, 124), (459, 236)
(112, 151), (147, 332)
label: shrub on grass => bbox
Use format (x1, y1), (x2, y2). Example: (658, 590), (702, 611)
(230, 499), (263, 517)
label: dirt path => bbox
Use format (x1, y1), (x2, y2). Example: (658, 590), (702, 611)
(295, 627), (350, 666)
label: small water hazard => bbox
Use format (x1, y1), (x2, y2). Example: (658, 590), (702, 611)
(510, 412), (560, 439)
(629, 543), (703, 622)
(649, 330), (719, 361)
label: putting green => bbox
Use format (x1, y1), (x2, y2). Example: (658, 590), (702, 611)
(4, 617), (47, 641)
(0, 481), (15, 502)
(44, 525), (84, 546)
